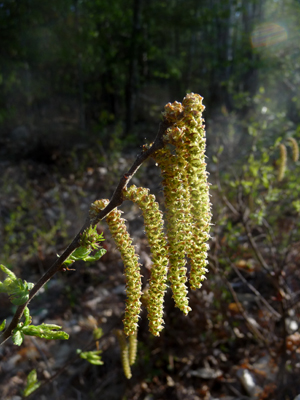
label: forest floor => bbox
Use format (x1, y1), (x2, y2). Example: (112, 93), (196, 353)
(0, 144), (300, 400)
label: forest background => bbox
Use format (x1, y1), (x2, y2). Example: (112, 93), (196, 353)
(1, 0), (300, 399)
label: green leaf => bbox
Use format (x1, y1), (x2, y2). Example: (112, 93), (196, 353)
(9, 279), (32, 305)
(72, 247), (91, 259)
(12, 329), (24, 346)
(0, 264), (16, 280)
(23, 369), (41, 397)
(22, 323), (69, 340)
(60, 244), (106, 267)
(0, 265), (34, 305)
(77, 349), (104, 365)
(24, 307), (31, 326)
(0, 319), (6, 331)
(82, 248), (107, 262)
(93, 327), (103, 340)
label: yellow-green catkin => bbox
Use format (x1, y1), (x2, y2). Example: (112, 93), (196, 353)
(181, 94), (211, 290)
(115, 329), (132, 379)
(128, 330), (138, 366)
(124, 185), (169, 335)
(158, 93), (211, 292)
(288, 137), (299, 162)
(278, 143), (287, 182)
(90, 200), (142, 336)
(152, 147), (192, 315)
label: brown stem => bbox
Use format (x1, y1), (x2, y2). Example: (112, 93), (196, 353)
(0, 118), (170, 346)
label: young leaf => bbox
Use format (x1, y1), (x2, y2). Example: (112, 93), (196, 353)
(60, 245), (106, 266)
(12, 329), (24, 346)
(0, 264), (17, 280)
(77, 349), (104, 365)
(81, 248), (107, 262)
(22, 323), (69, 340)
(93, 327), (103, 340)
(24, 307), (31, 326)
(71, 247), (91, 260)
(8, 279), (34, 305)
(0, 265), (34, 305)
(23, 369), (41, 397)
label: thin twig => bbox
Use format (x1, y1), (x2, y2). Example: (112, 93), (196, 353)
(209, 255), (269, 346)
(229, 258), (281, 320)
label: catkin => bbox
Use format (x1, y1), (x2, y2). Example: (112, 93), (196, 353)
(156, 93), (211, 294)
(152, 148), (191, 315)
(124, 185), (169, 335)
(181, 93), (211, 290)
(278, 143), (287, 182)
(90, 200), (142, 336)
(115, 329), (132, 379)
(128, 330), (138, 366)
(288, 137), (299, 162)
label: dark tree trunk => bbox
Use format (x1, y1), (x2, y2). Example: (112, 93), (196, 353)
(125, 0), (143, 136)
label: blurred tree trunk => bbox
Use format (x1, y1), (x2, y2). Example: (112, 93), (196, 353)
(125, 0), (143, 136)
(75, 0), (86, 133)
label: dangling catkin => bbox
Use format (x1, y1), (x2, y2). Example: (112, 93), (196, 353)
(90, 200), (142, 336)
(278, 143), (287, 182)
(288, 137), (299, 162)
(124, 185), (169, 335)
(115, 329), (132, 379)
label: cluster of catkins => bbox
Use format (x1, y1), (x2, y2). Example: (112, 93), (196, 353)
(90, 93), (211, 337)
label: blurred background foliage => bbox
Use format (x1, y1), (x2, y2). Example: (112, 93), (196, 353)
(0, 0), (299, 158)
